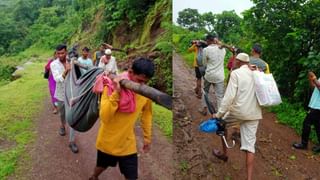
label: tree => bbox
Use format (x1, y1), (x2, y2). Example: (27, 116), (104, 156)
(201, 12), (215, 33)
(177, 8), (203, 31)
(214, 10), (242, 43)
(243, 0), (320, 104)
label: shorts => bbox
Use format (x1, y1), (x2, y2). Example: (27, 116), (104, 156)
(97, 150), (138, 179)
(223, 113), (259, 153)
(194, 67), (202, 79)
(239, 120), (259, 153)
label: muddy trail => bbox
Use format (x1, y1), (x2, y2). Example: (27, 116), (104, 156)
(173, 52), (320, 180)
(9, 98), (173, 180)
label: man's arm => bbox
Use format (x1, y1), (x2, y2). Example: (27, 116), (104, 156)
(188, 44), (196, 52)
(140, 99), (153, 152)
(99, 76), (124, 124)
(50, 62), (66, 82)
(202, 48), (208, 67)
(215, 71), (238, 118)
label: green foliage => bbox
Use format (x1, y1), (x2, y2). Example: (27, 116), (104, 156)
(243, 0), (320, 104)
(152, 103), (173, 138)
(201, 12), (215, 33)
(173, 25), (205, 53)
(214, 10), (242, 43)
(270, 100), (318, 143)
(177, 8), (204, 31)
(0, 62), (47, 179)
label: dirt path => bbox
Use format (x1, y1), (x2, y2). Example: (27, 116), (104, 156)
(10, 97), (173, 180)
(173, 52), (320, 180)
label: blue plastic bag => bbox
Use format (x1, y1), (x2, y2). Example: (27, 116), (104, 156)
(199, 118), (219, 133)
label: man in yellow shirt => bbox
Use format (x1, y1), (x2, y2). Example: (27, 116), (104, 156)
(188, 40), (202, 98)
(89, 58), (154, 180)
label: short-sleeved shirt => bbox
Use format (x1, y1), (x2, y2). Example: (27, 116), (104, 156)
(203, 44), (226, 83)
(50, 59), (66, 101)
(250, 57), (267, 72)
(77, 57), (93, 74)
(309, 80), (320, 110)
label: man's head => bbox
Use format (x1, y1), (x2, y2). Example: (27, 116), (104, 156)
(100, 43), (105, 52)
(234, 53), (249, 68)
(82, 47), (90, 58)
(56, 44), (67, 61)
(206, 34), (218, 45)
(128, 57), (155, 84)
(251, 43), (262, 56)
(105, 49), (112, 59)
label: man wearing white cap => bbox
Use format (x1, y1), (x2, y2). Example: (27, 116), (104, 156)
(98, 49), (118, 74)
(212, 53), (262, 180)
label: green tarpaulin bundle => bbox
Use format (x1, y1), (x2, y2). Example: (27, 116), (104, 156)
(64, 62), (104, 132)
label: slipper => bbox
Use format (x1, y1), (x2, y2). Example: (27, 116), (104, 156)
(53, 109), (58, 114)
(212, 149), (228, 162)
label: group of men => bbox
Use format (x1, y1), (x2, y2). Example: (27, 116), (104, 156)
(189, 34), (320, 180)
(189, 34), (269, 180)
(48, 43), (156, 180)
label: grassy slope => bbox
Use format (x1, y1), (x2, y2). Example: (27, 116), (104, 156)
(153, 103), (173, 138)
(0, 61), (47, 179)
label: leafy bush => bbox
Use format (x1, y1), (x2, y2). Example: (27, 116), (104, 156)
(270, 100), (318, 143)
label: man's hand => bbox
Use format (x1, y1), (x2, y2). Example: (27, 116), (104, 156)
(112, 75), (125, 92)
(212, 113), (217, 118)
(142, 142), (151, 153)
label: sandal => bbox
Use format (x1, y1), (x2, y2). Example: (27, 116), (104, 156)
(212, 149), (228, 162)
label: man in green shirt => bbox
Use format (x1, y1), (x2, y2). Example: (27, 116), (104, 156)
(249, 43), (270, 73)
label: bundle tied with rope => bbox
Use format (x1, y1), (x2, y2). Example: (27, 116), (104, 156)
(64, 60), (172, 132)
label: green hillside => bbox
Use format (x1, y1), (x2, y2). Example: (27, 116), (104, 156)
(0, 0), (172, 179)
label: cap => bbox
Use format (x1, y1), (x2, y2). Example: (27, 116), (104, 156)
(236, 53), (249, 62)
(105, 49), (112, 55)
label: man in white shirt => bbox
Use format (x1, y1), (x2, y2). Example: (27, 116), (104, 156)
(50, 44), (78, 153)
(198, 34), (226, 115)
(212, 53), (262, 180)
(98, 49), (118, 74)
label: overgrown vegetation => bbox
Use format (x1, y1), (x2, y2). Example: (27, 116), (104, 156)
(174, 0), (320, 142)
(0, 0), (172, 95)
(0, 0), (172, 178)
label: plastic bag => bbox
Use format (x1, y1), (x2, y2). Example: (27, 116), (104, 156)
(199, 118), (219, 133)
(253, 71), (282, 106)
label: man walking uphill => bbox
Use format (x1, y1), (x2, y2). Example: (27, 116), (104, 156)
(50, 44), (78, 153)
(213, 53), (262, 180)
(198, 34), (226, 115)
(293, 71), (320, 153)
(90, 58), (155, 180)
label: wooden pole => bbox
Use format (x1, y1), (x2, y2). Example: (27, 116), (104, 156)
(73, 61), (172, 110)
(109, 74), (172, 110)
